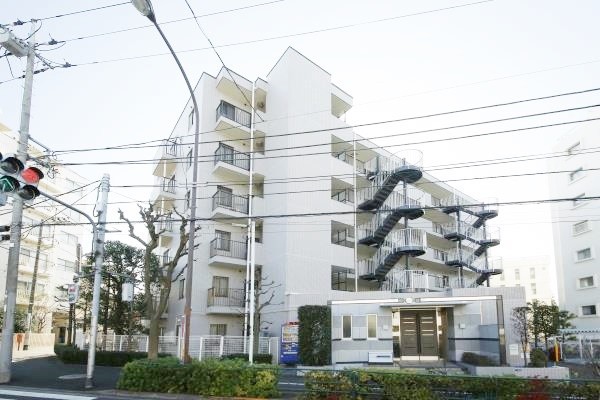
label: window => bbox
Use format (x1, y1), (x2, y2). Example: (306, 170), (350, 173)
(579, 276), (595, 288)
(576, 248), (592, 262)
(569, 167), (584, 182)
(573, 220), (589, 235)
(213, 276), (229, 297)
(514, 268), (520, 281)
(57, 259), (76, 272)
(581, 305), (597, 316)
(342, 315), (352, 339)
(530, 268), (535, 279)
(367, 315), (377, 339)
(209, 324), (227, 336)
(530, 283), (537, 295)
(62, 231), (78, 246)
(186, 149), (193, 169)
(185, 190), (191, 211)
(215, 230), (231, 250)
(178, 279), (185, 299)
(188, 108), (194, 131)
(573, 193), (586, 208)
(162, 250), (170, 266)
(567, 141), (581, 156)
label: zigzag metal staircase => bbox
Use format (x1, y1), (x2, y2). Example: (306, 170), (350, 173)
(441, 195), (502, 287)
(356, 155), (425, 281)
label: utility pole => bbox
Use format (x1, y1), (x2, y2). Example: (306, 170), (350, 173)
(70, 243), (82, 346)
(85, 174), (110, 389)
(0, 21), (37, 384)
(23, 222), (44, 350)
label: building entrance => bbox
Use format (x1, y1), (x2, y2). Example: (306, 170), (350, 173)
(392, 309), (438, 359)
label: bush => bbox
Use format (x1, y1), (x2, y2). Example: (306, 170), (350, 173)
(54, 344), (168, 367)
(298, 305), (331, 366)
(461, 352), (498, 366)
(529, 348), (548, 367)
(221, 353), (273, 364)
(117, 358), (279, 398)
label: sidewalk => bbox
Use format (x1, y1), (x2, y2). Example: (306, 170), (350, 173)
(12, 346), (55, 361)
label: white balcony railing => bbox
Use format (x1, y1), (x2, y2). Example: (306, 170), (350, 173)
(381, 269), (446, 292)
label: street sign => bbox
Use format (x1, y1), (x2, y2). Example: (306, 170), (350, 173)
(67, 284), (79, 304)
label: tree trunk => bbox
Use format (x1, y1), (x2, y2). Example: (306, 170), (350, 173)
(253, 312), (260, 354)
(148, 317), (160, 359)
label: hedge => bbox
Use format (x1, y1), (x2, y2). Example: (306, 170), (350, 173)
(304, 370), (600, 400)
(117, 357), (280, 398)
(461, 351), (498, 366)
(54, 344), (168, 367)
(298, 305), (331, 365)
(221, 353), (273, 364)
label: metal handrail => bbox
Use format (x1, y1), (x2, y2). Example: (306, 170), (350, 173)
(209, 238), (247, 259)
(382, 269), (445, 292)
(331, 188), (355, 204)
(212, 190), (249, 214)
(214, 143), (250, 171)
(216, 100), (251, 128)
(162, 138), (178, 157)
(207, 287), (245, 307)
(332, 151), (366, 174)
(160, 177), (177, 194)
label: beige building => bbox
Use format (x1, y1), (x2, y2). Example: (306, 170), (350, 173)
(490, 255), (557, 304)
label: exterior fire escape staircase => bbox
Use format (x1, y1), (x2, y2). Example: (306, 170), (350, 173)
(357, 155), (426, 282)
(441, 195), (502, 286)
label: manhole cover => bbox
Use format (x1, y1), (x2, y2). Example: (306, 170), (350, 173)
(59, 374), (86, 380)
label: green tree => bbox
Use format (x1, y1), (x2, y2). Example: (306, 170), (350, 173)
(0, 309), (27, 333)
(511, 306), (530, 367)
(529, 300), (576, 349)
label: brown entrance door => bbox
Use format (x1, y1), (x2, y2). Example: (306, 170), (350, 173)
(399, 310), (438, 358)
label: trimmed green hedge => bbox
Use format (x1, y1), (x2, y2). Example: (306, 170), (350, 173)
(117, 358), (279, 398)
(54, 344), (167, 367)
(298, 305), (331, 366)
(461, 351), (498, 366)
(304, 370), (600, 400)
(221, 353), (273, 364)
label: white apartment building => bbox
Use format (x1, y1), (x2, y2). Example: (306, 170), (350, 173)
(549, 119), (600, 330)
(490, 255), (557, 304)
(152, 47), (526, 365)
(0, 122), (86, 342)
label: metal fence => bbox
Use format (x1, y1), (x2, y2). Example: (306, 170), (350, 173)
(76, 334), (275, 361)
(561, 339), (600, 361)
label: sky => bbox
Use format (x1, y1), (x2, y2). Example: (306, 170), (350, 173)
(1, 0), (599, 285)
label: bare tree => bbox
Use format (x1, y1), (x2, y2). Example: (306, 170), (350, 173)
(119, 204), (192, 359)
(512, 306), (530, 367)
(245, 270), (282, 352)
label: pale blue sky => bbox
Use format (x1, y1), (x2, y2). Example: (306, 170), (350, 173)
(1, 0), (599, 267)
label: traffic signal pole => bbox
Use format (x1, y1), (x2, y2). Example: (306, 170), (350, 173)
(22, 222), (44, 351)
(0, 21), (37, 384)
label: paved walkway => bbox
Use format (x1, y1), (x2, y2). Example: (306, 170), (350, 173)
(12, 346), (55, 362)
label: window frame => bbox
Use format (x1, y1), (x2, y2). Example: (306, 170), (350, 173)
(342, 315), (352, 339)
(178, 279), (185, 300)
(577, 276), (595, 289)
(580, 305), (597, 317)
(209, 324), (227, 336)
(573, 220), (590, 236)
(367, 314), (377, 340)
(575, 247), (593, 262)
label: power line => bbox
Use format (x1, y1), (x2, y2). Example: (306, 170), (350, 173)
(37, 2), (129, 22)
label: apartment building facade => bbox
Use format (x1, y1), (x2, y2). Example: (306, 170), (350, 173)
(153, 47), (525, 364)
(490, 255), (557, 304)
(0, 122), (86, 342)
(549, 119), (600, 330)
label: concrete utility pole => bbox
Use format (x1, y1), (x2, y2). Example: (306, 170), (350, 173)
(0, 21), (37, 384)
(85, 174), (110, 389)
(23, 222), (44, 350)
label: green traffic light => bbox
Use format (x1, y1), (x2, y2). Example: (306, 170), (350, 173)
(0, 176), (19, 193)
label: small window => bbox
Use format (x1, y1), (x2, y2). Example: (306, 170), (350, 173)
(576, 248), (592, 262)
(567, 141), (581, 156)
(342, 315), (352, 339)
(213, 276), (229, 297)
(57, 259), (75, 272)
(209, 324), (227, 336)
(569, 167), (584, 182)
(573, 220), (589, 235)
(530, 268), (535, 279)
(188, 108), (194, 131)
(579, 276), (595, 288)
(514, 268), (520, 281)
(186, 149), (193, 169)
(573, 193), (586, 208)
(530, 283), (537, 295)
(581, 305), (597, 316)
(185, 190), (191, 211)
(178, 279), (185, 299)
(367, 315), (377, 339)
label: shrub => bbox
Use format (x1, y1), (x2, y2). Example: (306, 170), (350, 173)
(461, 352), (498, 366)
(221, 353), (273, 364)
(54, 344), (169, 367)
(529, 348), (548, 367)
(298, 305), (331, 366)
(117, 358), (279, 398)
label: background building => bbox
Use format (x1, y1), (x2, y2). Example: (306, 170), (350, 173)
(549, 118), (600, 330)
(490, 255), (557, 304)
(0, 122), (87, 342)
(152, 48), (525, 364)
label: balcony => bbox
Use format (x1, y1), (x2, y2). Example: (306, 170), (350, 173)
(16, 289), (30, 304)
(150, 177), (177, 210)
(332, 151), (366, 175)
(331, 188), (354, 205)
(209, 238), (247, 268)
(207, 287), (245, 314)
(382, 269), (447, 292)
(215, 100), (252, 141)
(18, 260), (50, 277)
(212, 190), (249, 220)
(152, 139), (179, 178)
(213, 143), (252, 181)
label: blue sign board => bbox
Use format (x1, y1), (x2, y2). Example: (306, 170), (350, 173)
(280, 322), (299, 364)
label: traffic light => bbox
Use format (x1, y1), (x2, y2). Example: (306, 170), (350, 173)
(0, 152), (44, 201)
(0, 225), (9, 241)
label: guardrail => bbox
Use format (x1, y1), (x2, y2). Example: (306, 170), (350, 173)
(209, 238), (247, 259)
(214, 144), (250, 171)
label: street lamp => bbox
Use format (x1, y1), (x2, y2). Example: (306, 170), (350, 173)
(131, 0), (200, 363)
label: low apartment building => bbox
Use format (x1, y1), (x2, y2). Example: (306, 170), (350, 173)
(490, 255), (557, 304)
(152, 47), (525, 364)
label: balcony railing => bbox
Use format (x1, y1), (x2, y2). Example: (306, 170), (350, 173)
(216, 100), (251, 128)
(207, 287), (245, 307)
(209, 238), (247, 259)
(212, 190), (249, 214)
(331, 188), (355, 204)
(214, 144), (250, 171)
(159, 177), (177, 194)
(157, 217), (174, 232)
(382, 269), (446, 292)
(332, 151), (366, 174)
(432, 248), (448, 262)
(332, 229), (355, 248)
(162, 139), (178, 157)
